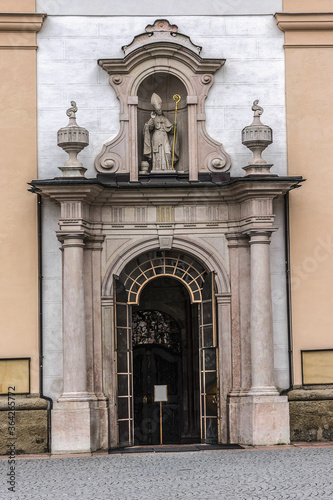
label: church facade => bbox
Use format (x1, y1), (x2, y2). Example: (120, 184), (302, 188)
(1, 0), (333, 454)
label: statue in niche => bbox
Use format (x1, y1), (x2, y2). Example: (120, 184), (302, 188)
(143, 93), (179, 172)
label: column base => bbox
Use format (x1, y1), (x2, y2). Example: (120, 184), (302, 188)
(238, 394), (290, 445)
(90, 397), (109, 451)
(51, 399), (94, 454)
(248, 386), (279, 396)
(228, 393), (242, 444)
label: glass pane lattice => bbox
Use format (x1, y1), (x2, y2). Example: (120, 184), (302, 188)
(199, 273), (219, 444)
(120, 251), (207, 304)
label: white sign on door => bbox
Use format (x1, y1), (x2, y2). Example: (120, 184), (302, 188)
(154, 385), (168, 402)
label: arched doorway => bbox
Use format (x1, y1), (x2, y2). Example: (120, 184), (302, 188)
(132, 278), (198, 445)
(114, 250), (218, 447)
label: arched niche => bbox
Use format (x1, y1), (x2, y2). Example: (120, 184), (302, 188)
(95, 19), (231, 181)
(137, 73), (188, 173)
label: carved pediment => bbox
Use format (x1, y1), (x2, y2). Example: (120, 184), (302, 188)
(122, 19), (202, 56)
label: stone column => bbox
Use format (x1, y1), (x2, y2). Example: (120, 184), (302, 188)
(226, 233), (251, 443)
(238, 229), (290, 445)
(52, 232), (95, 454)
(248, 231), (278, 395)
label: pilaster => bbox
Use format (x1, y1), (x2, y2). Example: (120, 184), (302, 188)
(216, 293), (231, 444)
(85, 236), (109, 451)
(238, 228), (290, 445)
(226, 234), (251, 443)
(101, 297), (117, 449)
(52, 231), (97, 454)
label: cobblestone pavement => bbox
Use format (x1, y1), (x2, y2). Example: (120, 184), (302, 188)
(1, 446), (333, 500)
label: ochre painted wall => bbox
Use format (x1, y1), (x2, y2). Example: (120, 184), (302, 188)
(279, 5), (333, 385)
(283, 0), (333, 12)
(0, 0), (35, 11)
(0, 2), (45, 393)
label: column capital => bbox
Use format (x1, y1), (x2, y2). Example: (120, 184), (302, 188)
(247, 229), (277, 245)
(56, 231), (88, 247)
(84, 234), (105, 250)
(226, 233), (249, 248)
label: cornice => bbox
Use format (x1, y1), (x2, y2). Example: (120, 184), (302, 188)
(276, 12), (333, 31)
(98, 44), (224, 77)
(29, 176), (304, 205)
(275, 12), (333, 47)
(0, 13), (46, 32)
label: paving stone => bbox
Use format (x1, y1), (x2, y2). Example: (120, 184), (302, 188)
(1, 447), (333, 499)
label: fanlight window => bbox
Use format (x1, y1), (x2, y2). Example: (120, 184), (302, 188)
(120, 250), (207, 304)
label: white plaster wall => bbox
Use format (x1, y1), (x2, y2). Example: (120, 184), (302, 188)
(37, 0), (282, 16)
(42, 199), (63, 401)
(37, 15), (286, 179)
(271, 198), (290, 390)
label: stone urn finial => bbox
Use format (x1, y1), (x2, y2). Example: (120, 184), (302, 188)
(242, 100), (275, 176)
(57, 101), (89, 177)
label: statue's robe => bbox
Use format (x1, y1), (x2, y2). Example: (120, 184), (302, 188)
(143, 114), (179, 171)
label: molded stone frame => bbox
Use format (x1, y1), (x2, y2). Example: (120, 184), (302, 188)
(31, 175), (302, 452)
(95, 19), (231, 181)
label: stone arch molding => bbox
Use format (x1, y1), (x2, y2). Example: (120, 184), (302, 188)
(102, 235), (230, 298)
(95, 19), (231, 181)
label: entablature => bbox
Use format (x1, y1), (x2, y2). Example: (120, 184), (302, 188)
(30, 175), (303, 231)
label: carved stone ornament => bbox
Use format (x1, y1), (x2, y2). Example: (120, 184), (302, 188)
(95, 19), (231, 181)
(57, 101), (89, 177)
(242, 100), (275, 176)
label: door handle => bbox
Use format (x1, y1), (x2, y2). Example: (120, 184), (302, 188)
(143, 396), (148, 404)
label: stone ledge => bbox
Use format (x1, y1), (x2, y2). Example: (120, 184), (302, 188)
(276, 13), (333, 47)
(276, 13), (333, 32)
(288, 388), (333, 401)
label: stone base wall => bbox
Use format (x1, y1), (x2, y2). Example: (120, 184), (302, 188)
(288, 388), (333, 442)
(0, 395), (49, 455)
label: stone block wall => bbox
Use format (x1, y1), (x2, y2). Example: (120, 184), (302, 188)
(37, 15), (287, 179)
(289, 389), (333, 441)
(0, 396), (49, 455)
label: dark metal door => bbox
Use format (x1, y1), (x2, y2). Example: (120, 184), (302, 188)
(115, 277), (134, 447)
(133, 345), (182, 445)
